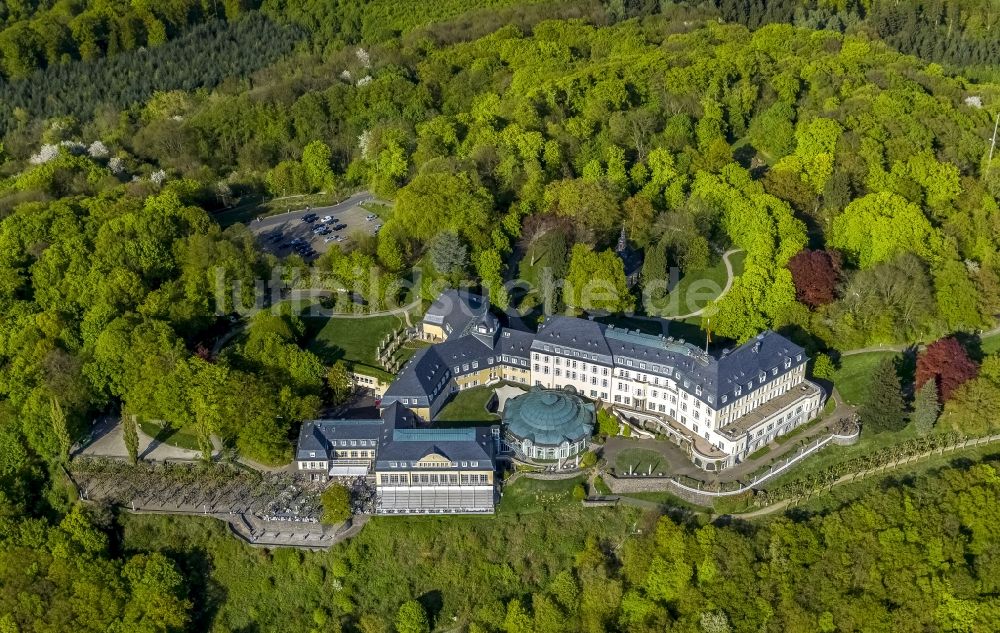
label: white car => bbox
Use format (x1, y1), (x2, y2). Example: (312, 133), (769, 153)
(365, 213), (377, 221)
(323, 236), (336, 244)
(321, 215), (333, 222)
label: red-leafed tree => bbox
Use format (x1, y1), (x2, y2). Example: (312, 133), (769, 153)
(916, 337), (979, 402)
(787, 249), (841, 308)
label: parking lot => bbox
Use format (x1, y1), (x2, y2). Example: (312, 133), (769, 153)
(249, 191), (383, 261)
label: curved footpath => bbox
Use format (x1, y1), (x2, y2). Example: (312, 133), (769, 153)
(662, 248), (743, 320)
(840, 323), (1000, 357)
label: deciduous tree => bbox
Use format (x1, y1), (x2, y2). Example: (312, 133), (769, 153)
(321, 483), (352, 524)
(787, 249), (840, 308)
(395, 600), (430, 633)
(916, 337), (978, 402)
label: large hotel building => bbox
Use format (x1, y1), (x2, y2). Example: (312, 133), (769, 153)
(297, 289), (825, 515)
(380, 290), (824, 471)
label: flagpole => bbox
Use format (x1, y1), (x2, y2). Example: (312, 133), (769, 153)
(705, 318), (711, 354)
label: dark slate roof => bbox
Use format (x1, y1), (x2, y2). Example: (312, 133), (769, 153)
(295, 418), (384, 460)
(295, 403), (421, 460)
(497, 328), (533, 360)
(531, 316), (614, 364)
(385, 321), (534, 405)
(422, 289), (487, 339)
(375, 425), (497, 470)
(383, 346), (452, 407)
(381, 400), (418, 429)
(715, 331), (807, 403)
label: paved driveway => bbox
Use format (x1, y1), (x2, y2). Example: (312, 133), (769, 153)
(75, 416), (210, 462)
(250, 191), (383, 261)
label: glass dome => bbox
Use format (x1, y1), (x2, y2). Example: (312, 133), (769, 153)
(502, 388), (595, 447)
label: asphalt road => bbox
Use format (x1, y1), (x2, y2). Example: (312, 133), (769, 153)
(250, 191), (381, 260)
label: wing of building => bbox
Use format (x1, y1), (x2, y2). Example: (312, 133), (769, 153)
(375, 425), (498, 515)
(295, 402), (500, 514)
(380, 290), (824, 471)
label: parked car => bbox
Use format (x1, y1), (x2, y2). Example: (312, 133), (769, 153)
(321, 215), (333, 222)
(323, 236), (337, 244)
(333, 223), (347, 231)
(365, 213), (377, 221)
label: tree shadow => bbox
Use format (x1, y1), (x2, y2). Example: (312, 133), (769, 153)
(418, 590), (444, 629)
(139, 434), (165, 460)
(305, 337), (348, 365)
(733, 144), (757, 170)
(954, 330), (985, 363)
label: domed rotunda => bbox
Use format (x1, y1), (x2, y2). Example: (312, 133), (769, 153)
(502, 388), (594, 460)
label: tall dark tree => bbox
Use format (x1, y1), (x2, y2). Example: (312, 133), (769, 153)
(641, 238), (669, 307)
(912, 379), (940, 436)
(860, 358), (907, 433)
(123, 413), (140, 465)
(916, 337), (979, 402)
(429, 230), (469, 279)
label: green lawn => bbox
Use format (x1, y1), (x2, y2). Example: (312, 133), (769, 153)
(497, 474), (586, 515)
(138, 420), (201, 451)
(833, 351), (900, 404)
(305, 314), (404, 380)
(654, 250), (746, 318)
(394, 339), (431, 366)
(435, 385), (501, 423)
(593, 475), (612, 495)
(981, 330), (1000, 356)
(613, 448), (668, 476)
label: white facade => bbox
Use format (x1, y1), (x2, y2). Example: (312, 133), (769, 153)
(524, 335), (823, 468)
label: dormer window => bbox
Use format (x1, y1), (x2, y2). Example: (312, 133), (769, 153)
(721, 395), (728, 403)
(735, 387), (742, 397)
(784, 357), (792, 369)
(772, 367), (778, 376)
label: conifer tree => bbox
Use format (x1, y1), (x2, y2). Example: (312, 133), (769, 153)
(51, 396), (71, 461)
(123, 413), (140, 465)
(860, 359), (907, 433)
(912, 380), (940, 436)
